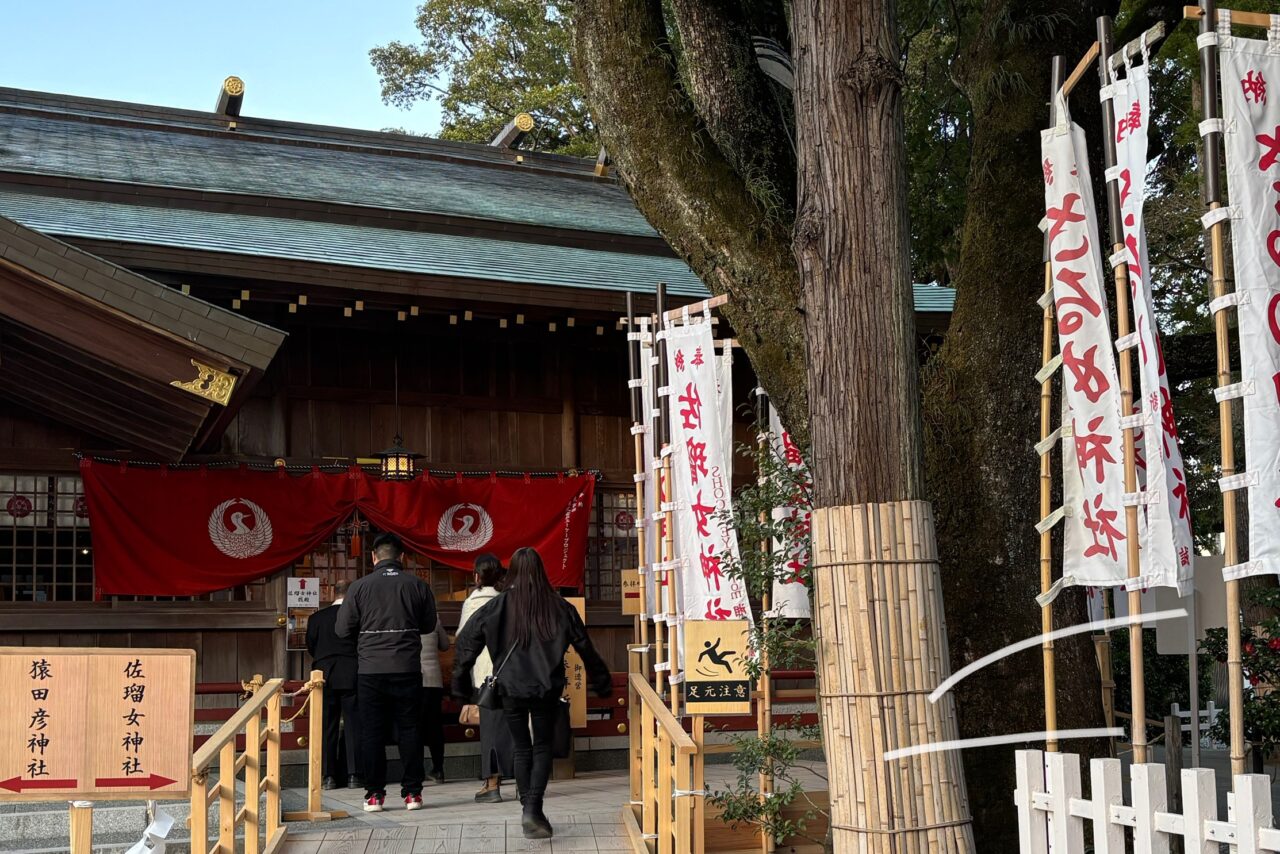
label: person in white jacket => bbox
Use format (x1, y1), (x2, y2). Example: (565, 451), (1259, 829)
(419, 620), (450, 783)
(457, 554), (511, 802)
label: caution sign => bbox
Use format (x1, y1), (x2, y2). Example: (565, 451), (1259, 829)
(0, 647), (194, 801)
(683, 621), (752, 715)
(621, 569), (642, 615)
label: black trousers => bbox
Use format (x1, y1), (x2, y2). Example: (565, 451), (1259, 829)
(419, 687), (445, 774)
(357, 673), (424, 798)
(321, 685), (360, 780)
(503, 697), (560, 808)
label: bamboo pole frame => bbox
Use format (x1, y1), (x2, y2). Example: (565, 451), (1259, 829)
(1095, 16), (1148, 764)
(655, 283), (681, 715)
(1040, 54), (1066, 755)
(1188, 0), (1246, 776)
(756, 392), (775, 854)
(626, 293), (650, 806)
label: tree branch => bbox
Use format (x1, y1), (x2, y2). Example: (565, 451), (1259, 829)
(573, 0), (810, 443)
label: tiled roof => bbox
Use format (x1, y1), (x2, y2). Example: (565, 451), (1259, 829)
(0, 210), (285, 370)
(0, 110), (658, 238)
(0, 191), (956, 312)
(0, 191), (708, 297)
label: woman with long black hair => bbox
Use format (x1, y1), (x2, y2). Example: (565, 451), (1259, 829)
(452, 547), (612, 839)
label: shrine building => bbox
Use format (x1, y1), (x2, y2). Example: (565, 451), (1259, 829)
(0, 82), (954, 686)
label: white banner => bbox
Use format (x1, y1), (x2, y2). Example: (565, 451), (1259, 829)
(768, 407), (812, 619)
(1220, 33), (1280, 580)
(1042, 98), (1129, 597)
(1113, 61), (1195, 594)
(716, 346), (735, 478)
(664, 321), (752, 622)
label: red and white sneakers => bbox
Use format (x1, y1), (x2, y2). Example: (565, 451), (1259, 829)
(405, 794), (424, 811)
(363, 795), (385, 813)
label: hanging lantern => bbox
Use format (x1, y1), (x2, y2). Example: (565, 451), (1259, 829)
(375, 435), (422, 482)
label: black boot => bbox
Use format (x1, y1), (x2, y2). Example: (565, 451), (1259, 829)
(521, 796), (553, 839)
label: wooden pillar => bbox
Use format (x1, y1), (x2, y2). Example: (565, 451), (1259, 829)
(68, 802), (92, 854)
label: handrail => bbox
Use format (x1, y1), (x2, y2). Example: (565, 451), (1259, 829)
(193, 678), (285, 772)
(630, 673), (697, 753)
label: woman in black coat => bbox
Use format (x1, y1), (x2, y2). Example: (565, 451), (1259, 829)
(452, 547), (612, 840)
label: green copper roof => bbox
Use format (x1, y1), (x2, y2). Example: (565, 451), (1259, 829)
(0, 111), (658, 238)
(0, 190), (955, 311)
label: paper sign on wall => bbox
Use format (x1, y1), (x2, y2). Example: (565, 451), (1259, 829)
(287, 577), (320, 610)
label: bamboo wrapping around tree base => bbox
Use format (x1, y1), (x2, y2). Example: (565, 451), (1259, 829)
(812, 500), (974, 853)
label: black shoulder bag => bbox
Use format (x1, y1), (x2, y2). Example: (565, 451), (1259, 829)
(476, 645), (515, 710)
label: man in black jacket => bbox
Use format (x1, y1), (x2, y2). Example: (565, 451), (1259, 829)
(305, 580), (362, 790)
(335, 533), (437, 812)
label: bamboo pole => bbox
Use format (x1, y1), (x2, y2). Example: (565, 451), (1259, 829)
(626, 293), (649, 805)
(755, 392), (775, 854)
(1096, 16), (1148, 764)
(655, 283), (679, 713)
(1192, 0), (1245, 775)
(1041, 54), (1066, 755)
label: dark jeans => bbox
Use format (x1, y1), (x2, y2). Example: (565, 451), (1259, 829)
(322, 685), (360, 780)
(503, 697), (560, 808)
(357, 673), (424, 798)
(419, 687), (444, 773)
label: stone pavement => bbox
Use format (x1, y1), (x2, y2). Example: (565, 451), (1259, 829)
(279, 770), (633, 853)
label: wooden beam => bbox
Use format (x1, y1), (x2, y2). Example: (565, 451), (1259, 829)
(1061, 42), (1101, 99)
(662, 292), (730, 320)
(1184, 4), (1273, 28)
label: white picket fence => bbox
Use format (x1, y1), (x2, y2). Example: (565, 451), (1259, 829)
(1170, 701), (1226, 748)
(1015, 748), (1280, 852)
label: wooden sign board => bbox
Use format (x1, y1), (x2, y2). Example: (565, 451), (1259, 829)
(563, 597), (588, 728)
(0, 647), (194, 801)
(683, 621), (752, 715)
(621, 569), (642, 615)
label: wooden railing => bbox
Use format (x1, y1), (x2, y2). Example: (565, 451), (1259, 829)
(190, 674), (286, 854)
(626, 673), (701, 854)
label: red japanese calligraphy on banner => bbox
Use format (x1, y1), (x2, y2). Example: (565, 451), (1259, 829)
(1113, 61), (1194, 593)
(663, 322), (752, 623)
(1042, 99), (1128, 597)
(768, 407), (811, 619)
(81, 461), (594, 595)
(1220, 35), (1280, 580)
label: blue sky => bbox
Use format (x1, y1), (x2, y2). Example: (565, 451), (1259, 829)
(0, 0), (444, 135)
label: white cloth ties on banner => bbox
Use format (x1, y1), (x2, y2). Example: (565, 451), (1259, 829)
(1041, 97), (1129, 599)
(1112, 62), (1195, 594)
(1220, 37), (1280, 579)
(767, 407), (812, 619)
(638, 321), (662, 620)
(664, 322), (753, 623)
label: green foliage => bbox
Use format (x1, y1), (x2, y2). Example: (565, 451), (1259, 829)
(706, 431), (824, 844)
(369, 0), (598, 155)
(1201, 587), (1280, 758)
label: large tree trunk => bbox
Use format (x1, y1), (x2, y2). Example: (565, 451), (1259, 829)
(794, 0), (973, 849)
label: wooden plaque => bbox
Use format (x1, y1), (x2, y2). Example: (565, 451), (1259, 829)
(620, 569), (642, 615)
(0, 647), (195, 801)
(563, 597), (588, 728)
(683, 621), (752, 715)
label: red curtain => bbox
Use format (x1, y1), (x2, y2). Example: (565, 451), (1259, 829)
(81, 459), (596, 596)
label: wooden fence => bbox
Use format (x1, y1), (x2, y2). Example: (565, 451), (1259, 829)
(624, 673), (702, 854)
(1015, 748), (1280, 852)
(190, 674), (287, 854)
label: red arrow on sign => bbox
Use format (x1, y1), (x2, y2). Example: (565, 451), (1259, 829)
(94, 774), (176, 790)
(0, 776), (78, 792)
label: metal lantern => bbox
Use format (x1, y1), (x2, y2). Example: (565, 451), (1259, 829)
(375, 435), (422, 481)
